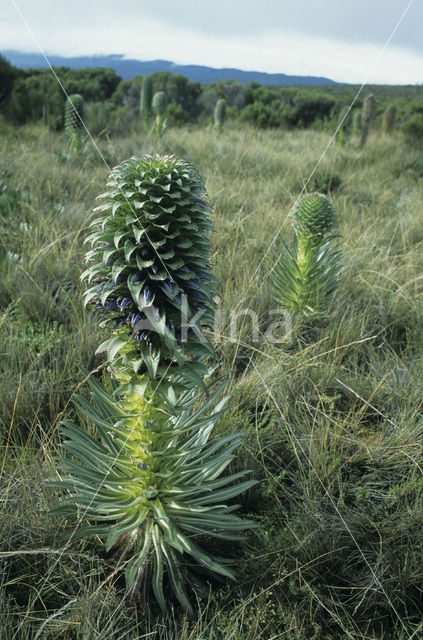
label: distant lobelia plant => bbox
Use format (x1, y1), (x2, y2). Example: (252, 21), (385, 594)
(152, 91), (168, 137)
(64, 94), (86, 156)
(51, 154), (257, 615)
(140, 75), (153, 128)
(214, 98), (227, 132)
(360, 94), (377, 148)
(352, 109), (362, 136)
(336, 106), (353, 145)
(269, 193), (342, 315)
(381, 105), (396, 137)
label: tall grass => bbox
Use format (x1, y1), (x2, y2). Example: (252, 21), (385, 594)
(1, 120), (423, 638)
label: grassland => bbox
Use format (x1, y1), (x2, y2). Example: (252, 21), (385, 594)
(1, 119), (423, 639)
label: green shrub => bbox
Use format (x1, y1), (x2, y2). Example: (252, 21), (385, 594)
(402, 113), (423, 146)
(140, 75), (153, 127)
(309, 170), (342, 195)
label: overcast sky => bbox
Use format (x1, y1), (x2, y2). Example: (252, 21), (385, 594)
(1, 0), (422, 83)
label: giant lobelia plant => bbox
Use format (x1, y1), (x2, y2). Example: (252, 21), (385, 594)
(64, 94), (86, 156)
(51, 154), (257, 615)
(269, 193), (342, 315)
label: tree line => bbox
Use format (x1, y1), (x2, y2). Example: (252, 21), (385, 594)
(1, 53), (423, 137)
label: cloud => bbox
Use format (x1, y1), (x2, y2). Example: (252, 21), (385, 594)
(3, 0), (423, 83)
(81, 0), (422, 56)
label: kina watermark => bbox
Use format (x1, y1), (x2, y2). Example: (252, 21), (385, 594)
(132, 294), (292, 345)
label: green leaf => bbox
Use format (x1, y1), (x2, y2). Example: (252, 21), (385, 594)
(105, 507), (149, 551)
(124, 239), (137, 262)
(125, 519), (153, 588)
(107, 334), (130, 361)
(151, 525), (166, 612)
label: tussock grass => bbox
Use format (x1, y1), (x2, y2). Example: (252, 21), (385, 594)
(1, 121), (423, 638)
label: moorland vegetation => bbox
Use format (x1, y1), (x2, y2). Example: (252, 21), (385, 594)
(1, 52), (423, 639)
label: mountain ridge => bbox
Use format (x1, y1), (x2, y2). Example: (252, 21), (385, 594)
(2, 51), (338, 86)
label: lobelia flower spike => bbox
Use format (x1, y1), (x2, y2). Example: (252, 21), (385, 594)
(82, 154), (219, 395)
(214, 99), (227, 132)
(292, 192), (336, 242)
(52, 153), (258, 615)
(152, 91), (168, 137)
(269, 193), (342, 315)
(64, 94), (86, 156)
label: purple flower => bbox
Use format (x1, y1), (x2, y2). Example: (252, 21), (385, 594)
(162, 280), (173, 293)
(114, 316), (127, 328)
(190, 291), (205, 302)
(105, 299), (118, 311)
(130, 313), (141, 326)
(120, 297), (131, 312)
(186, 279), (200, 290)
(143, 287), (152, 305)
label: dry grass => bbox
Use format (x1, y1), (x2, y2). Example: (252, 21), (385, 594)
(1, 121), (423, 638)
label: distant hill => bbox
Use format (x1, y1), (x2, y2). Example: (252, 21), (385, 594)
(2, 51), (337, 86)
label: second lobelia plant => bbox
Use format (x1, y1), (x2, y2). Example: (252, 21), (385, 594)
(64, 93), (86, 156)
(50, 154), (257, 615)
(381, 105), (396, 137)
(269, 193), (342, 315)
(214, 99), (227, 132)
(152, 91), (168, 137)
(360, 93), (377, 148)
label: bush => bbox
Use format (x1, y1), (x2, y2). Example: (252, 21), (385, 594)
(402, 113), (423, 145)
